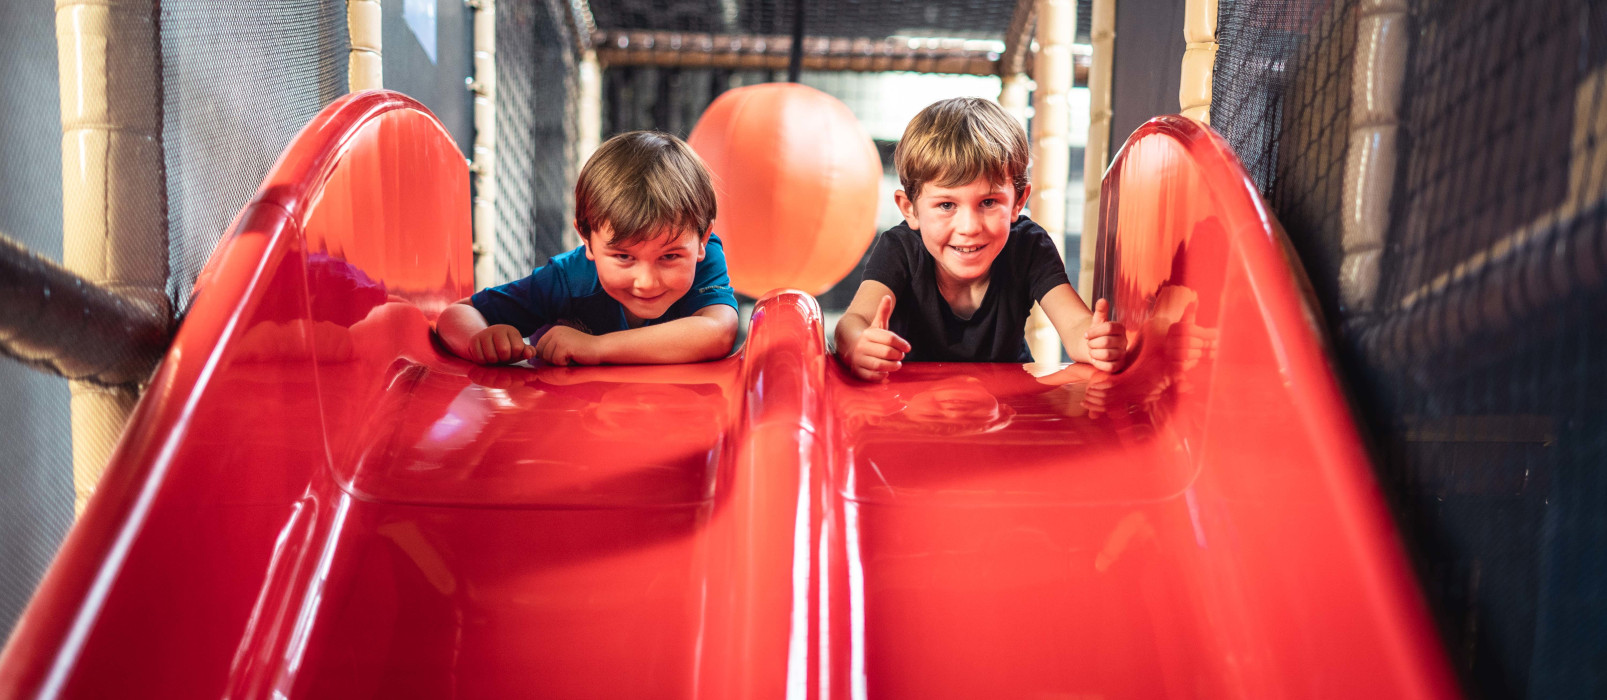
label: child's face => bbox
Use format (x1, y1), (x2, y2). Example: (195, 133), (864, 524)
(583, 223), (708, 322)
(895, 177), (1029, 286)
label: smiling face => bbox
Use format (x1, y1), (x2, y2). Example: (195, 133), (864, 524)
(583, 222), (707, 323)
(895, 176), (1031, 288)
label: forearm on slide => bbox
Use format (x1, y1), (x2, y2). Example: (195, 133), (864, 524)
(597, 314), (736, 364)
(436, 304), (490, 357)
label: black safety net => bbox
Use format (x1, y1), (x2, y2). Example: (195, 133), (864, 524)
(162, 0), (349, 314)
(0, 0), (74, 644)
(1213, 1), (1607, 697)
(494, 0), (579, 280)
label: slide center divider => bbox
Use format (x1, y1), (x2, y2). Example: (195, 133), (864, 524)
(699, 288), (837, 698)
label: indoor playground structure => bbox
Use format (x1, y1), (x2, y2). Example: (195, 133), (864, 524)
(2, 1), (1604, 699)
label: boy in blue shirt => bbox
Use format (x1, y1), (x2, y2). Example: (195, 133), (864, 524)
(437, 131), (739, 365)
(834, 97), (1128, 380)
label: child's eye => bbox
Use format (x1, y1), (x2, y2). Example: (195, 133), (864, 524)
(660, 254), (681, 262)
(613, 254), (633, 262)
(937, 202), (956, 211)
(981, 198), (998, 208)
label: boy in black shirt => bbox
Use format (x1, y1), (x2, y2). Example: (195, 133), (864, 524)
(834, 97), (1128, 381)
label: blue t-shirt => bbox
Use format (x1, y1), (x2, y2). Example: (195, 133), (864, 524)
(470, 234), (738, 337)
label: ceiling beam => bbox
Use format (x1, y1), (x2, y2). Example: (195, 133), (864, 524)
(1000, 0), (1037, 77)
(594, 30), (1089, 81)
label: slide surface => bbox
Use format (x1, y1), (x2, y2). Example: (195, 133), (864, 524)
(0, 93), (1458, 699)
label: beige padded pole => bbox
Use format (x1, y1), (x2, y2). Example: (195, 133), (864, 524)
(999, 0), (1036, 128)
(998, 73), (1032, 128)
(349, 0), (383, 91)
(1179, 0), (1217, 122)
(573, 48), (601, 250)
(1339, 0), (1407, 313)
(1079, 0), (1114, 301)
(56, 0), (170, 515)
(470, 0), (496, 286)
(1025, 0), (1076, 365)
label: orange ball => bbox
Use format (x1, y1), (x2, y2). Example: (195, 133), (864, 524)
(688, 83), (882, 298)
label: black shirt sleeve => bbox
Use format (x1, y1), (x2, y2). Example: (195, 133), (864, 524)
(861, 227), (915, 298)
(1022, 223), (1073, 301)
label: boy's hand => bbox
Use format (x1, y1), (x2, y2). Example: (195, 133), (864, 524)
(534, 326), (604, 366)
(468, 324), (536, 365)
(1084, 299), (1128, 373)
(848, 296), (912, 382)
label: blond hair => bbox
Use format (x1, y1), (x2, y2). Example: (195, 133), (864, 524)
(893, 97), (1029, 202)
(574, 131), (717, 245)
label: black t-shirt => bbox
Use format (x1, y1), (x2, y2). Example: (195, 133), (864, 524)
(862, 215), (1070, 362)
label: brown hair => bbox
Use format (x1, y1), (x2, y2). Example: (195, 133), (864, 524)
(574, 131), (717, 245)
(893, 97), (1030, 202)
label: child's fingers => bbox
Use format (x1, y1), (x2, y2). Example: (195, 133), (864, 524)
(854, 368), (888, 382)
(1087, 334), (1125, 350)
(494, 332), (515, 361)
(864, 328), (912, 353)
(891, 332), (912, 353)
(859, 339), (906, 362)
(856, 356), (902, 374)
(537, 335), (566, 365)
(1085, 321), (1126, 343)
(520, 343), (537, 361)
(871, 295), (894, 329)
(1092, 298), (1110, 325)
(533, 333), (553, 363)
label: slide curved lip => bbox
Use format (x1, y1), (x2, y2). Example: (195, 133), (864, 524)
(1103, 114), (1460, 698)
(0, 90), (460, 697)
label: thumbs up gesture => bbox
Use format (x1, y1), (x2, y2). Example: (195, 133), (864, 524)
(847, 295), (913, 382)
(1083, 298), (1129, 373)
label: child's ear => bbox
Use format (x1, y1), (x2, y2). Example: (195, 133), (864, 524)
(575, 219), (594, 259)
(1013, 183), (1032, 216)
(894, 189), (920, 230)
(696, 228), (710, 261)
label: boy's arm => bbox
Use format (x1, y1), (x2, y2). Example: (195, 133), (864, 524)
(535, 304), (738, 365)
(436, 297), (535, 364)
(833, 280), (911, 381)
(1039, 284), (1128, 372)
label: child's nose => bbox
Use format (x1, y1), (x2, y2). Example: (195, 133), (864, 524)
(633, 269), (662, 292)
(955, 208), (981, 235)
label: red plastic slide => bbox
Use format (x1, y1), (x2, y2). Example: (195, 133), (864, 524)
(0, 92), (1458, 698)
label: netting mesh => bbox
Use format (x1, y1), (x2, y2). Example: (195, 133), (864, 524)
(493, 0), (578, 282)
(1212, 0), (1354, 318)
(1213, 1), (1607, 696)
(163, 0), (349, 314)
(0, 0), (74, 643)
(604, 67), (759, 138)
